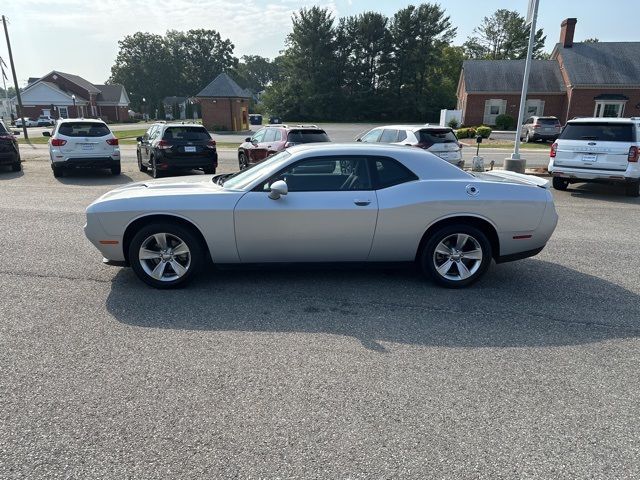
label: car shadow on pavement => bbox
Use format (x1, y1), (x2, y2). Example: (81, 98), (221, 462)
(0, 166), (24, 179)
(105, 259), (640, 351)
(568, 183), (640, 203)
(56, 169), (135, 186)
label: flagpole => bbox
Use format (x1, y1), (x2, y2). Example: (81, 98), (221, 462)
(504, 0), (539, 173)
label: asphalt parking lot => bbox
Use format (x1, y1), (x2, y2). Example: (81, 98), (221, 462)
(1, 154), (639, 478)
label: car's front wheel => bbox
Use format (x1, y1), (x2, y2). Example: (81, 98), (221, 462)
(421, 224), (492, 288)
(552, 177), (569, 191)
(129, 223), (204, 289)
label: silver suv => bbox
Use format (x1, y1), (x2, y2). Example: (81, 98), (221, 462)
(548, 117), (639, 197)
(357, 125), (463, 167)
(520, 116), (561, 143)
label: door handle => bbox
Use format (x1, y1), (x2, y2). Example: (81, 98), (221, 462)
(354, 199), (371, 206)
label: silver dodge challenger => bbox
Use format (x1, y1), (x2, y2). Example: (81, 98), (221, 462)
(85, 144), (558, 289)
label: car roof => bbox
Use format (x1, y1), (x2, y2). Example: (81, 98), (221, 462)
(371, 124), (453, 131)
(262, 124), (324, 130)
(159, 122), (206, 128)
(57, 118), (107, 124)
(567, 117), (638, 124)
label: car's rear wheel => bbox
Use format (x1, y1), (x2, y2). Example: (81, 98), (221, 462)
(137, 151), (147, 172)
(129, 223), (204, 289)
(239, 152), (249, 170)
(11, 160), (21, 172)
(52, 165), (63, 178)
(625, 181), (640, 198)
(525, 132), (532, 143)
(552, 177), (569, 191)
(202, 166), (216, 174)
(421, 224), (492, 288)
(111, 163), (121, 175)
(151, 157), (161, 178)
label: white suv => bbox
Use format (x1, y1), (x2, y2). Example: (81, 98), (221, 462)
(357, 125), (463, 168)
(44, 119), (120, 178)
(548, 118), (639, 197)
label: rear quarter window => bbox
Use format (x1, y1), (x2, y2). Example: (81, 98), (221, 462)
(58, 122), (111, 137)
(372, 157), (418, 189)
(560, 123), (634, 142)
(287, 130), (330, 143)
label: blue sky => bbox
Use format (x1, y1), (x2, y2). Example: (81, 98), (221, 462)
(1, 0), (635, 86)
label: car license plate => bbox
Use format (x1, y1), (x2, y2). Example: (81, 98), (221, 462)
(184, 146), (196, 153)
(582, 154), (597, 162)
(438, 152), (450, 159)
(81, 143), (94, 151)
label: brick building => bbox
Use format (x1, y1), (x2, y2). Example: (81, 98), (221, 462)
(14, 71), (130, 122)
(456, 18), (640, 126)
(196, 73), (250, 132)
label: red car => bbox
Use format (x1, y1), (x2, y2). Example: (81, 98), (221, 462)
(237, 125), (330, 169)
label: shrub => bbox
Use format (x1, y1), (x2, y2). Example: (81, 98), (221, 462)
(495, 114), (515, 130)
(455, 127), (467, 138)
(447, 118), (459, 129)
(476, 125), (492, 138)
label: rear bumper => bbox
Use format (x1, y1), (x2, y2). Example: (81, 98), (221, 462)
(53, 157), (120, 169)
(156, 151), (218, 170)
(548, 160), (639, 182)
(0, 151), (19, 164)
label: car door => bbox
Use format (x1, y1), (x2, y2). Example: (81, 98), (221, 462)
(233, 155), (378, 262)
(247, 128), (266, 163)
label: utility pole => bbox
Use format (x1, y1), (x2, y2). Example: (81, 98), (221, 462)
(504, 0), (539, 173)
(2, 15), (28, 140)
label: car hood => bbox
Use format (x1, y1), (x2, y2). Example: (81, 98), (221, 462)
(91, 174), (227, 204)
(473, 170), (550, 189)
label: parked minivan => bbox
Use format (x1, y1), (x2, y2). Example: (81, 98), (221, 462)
(357, 125), (463, 168)
(548, 117), (640, 197)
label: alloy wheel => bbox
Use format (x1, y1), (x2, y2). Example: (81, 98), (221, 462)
(432, 233), (483, 282)
(138, 232), (191, 282)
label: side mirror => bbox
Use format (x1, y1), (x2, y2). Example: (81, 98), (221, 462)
(245, 137), (252, 142)
(268, 180), (288, 200)
(136, 136), (143, 142)
(42, 131), (51, 137)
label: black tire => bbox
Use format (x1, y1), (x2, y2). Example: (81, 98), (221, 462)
(11, 161), (21, 172)
(625, 181), (640, 198)
(151, 157), (160, 178)
(202, 166), (216, 174)
(52, 165), (63, 178)
(525, 132), (531, 143)
(420, 224), (492, 288)
(137, 151), (147, 172)
(129, 222), (204, 289)
(238, 152), (248, 170)
(111, 163), (121, 175)
(552, 177), (569, 191)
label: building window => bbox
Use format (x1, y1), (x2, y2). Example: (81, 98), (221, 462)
(594, 101), (625, 118)
(483, 99), (507, 126)
(525, 99), (545, 117)
(58, 106), (69, 119)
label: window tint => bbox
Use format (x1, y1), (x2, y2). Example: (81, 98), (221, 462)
(537, 117), (560, 125)
(263, 128), (277, 142)
(379, 129), (398, 143)
(360, 129), (382, 143)
(58, 122), (110, 137)
(286, 129), (330, 144)
(223, 151), (291, 190)
(372, 157), (418, 189)
(265, 156), (371, 192)
(163, 126), (210, 141)
(397, 130), (407, 142)
(418, 129), (458, 145)
(0, 121), (7, 134)
(252, 129), (266, 143)
(559, 123), (634, 142)
(273, 130), (282, 141)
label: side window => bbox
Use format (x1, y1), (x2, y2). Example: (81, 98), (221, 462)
(397, 130), (408, 142)
(379, 129), (398, 143)
(360, 129), (382, 143)
(252, 129), (266, 143)
(262, 156), (372, 192)
(263, 129), (277, 142)
(273, 130), (283, 141)
(371, 157), (418, 189)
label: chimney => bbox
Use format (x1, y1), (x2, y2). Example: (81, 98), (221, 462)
(560, 18), (577, 48)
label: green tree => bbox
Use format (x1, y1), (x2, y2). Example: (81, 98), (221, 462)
(234, 55), (279, 92)
(463, 9), (546, 60)
(109, 32), (175, 111)
(582, 37), (599, 43)
(158, 101), (166, 120)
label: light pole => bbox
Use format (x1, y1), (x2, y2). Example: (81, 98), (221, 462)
(71, 94), (76, 118)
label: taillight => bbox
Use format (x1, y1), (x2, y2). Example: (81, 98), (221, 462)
(629, 146), (639, 163)
(550, 142), (558, 158)
(51, 138), (67, 147)
(206, 139), (216, 149)
(157, 140), (172, 150)
(532, 123), (541, 129)
(106, 138), (119, 145)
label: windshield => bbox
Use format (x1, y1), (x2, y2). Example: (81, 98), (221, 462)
(222, 151), (291, 190)
(559, 122), (634, 142)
